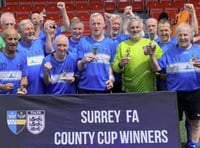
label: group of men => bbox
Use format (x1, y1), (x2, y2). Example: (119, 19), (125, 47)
(0, 1), (199, 148)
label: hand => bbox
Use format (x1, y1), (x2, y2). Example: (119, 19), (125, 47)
(193, 60), (200, 68)
(17, 87), (27, 95)
(63, 76), (75, 83)
(124, 6), (134, 18)
(106, 80), (113, 90)
(57, 2), (65, 10)
(119, 57), (130, 68)
(1, 83), (14, 92)
(44, 62), (52, 72)
(145, 43), (156, 56)
(83, 54), (96, 63)
(44, 22), (57, 36)
(184, 3), (194, 13)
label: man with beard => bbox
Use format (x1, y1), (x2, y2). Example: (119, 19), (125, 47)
(0, 28), (28, 94)
(112, 17), (163, 92)
(17, 19), (45, 94)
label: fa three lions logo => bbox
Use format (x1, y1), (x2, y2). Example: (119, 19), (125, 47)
(7, 110), (45, 135)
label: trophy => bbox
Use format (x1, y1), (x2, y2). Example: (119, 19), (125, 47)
(189, 54), (197, 65)
(149, 32), (156, 48)
(126, 47), (131, 59)
(60, 70), (67, 80)
(17, 86), (24, 95)
(93, 47), (98, 55)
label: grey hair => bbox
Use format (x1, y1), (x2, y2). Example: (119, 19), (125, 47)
(127, 16), (143, 30)
(18, 19), (33, 33)
(175, 23), (193, 39)
(107, 14), (123, 33)
(0, 12), (16, 25)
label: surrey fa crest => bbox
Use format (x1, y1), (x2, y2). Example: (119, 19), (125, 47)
(7, 110), (45, 135)
(7, 110), (26, 135)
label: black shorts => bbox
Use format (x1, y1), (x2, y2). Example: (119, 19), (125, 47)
(177, 89), (200, 120)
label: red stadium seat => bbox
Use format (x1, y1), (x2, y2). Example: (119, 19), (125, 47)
(16, 13), (30, 23)
(146, 1), (158, 14)
(6, 0), (19, 6)
(117, 0), (130, 13)
(159, 0), (172, 2)
(45, 4), (59, 15)
(16, 5), (32, 16)
(46, 0), (59, 5)
(104, 0), (116, 13)
(45, 14), (60, 24)
(130, 0), (144, 12)
(75, 11), (90, 23)
(33, 0), (47, 7)
(74, 0), (89, 6)
(65, 3), (75, 14)
(150, 8), (164, 20)
(145, 0), (158, 8)
(32, 4), (45, 13)
(90, 3), (104, 14)
(75, 4), (89, 12)
(18, 0), (33, 6)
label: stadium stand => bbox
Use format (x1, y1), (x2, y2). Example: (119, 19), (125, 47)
(1, 0), (199, 35)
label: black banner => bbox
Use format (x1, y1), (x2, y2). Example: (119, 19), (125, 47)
(0, 92), (181, 148)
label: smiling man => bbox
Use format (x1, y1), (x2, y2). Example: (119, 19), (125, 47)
(40, 34), (77, 94)
(112, 17), (163, 93)
(77, 13), (116, 94)
(149, 23), (200, 148)
(0, 28), (28, 94)
(17, 19), (45, 94)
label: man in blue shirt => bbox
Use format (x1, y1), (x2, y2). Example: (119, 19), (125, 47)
(77, 13), (115, 93)
(149, 23), (200, 148)
(40, 34), (77, 94)
(0, 28), (28, 94)
(17, 19), (45, 94)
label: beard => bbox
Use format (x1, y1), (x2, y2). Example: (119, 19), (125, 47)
(131, 32), (142, 41)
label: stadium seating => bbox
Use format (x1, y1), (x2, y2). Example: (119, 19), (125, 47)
(5, 0), (19, 6)
(130, 0), (144, 12)
(117, 0), (130, 13)
(33, 0), (47, 7)
(104, 0), (116, 13)
(0, 0), (198, 36)
(90, 2), (104, 14)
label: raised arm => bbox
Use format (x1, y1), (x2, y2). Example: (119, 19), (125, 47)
(57, 1), (70, 32)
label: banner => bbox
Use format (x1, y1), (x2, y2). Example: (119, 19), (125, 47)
(0, 92), (181, 148)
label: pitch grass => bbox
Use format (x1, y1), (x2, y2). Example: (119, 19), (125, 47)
(180, 119), (187, 148)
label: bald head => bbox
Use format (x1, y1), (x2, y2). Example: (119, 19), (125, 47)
(2, 28), (18, 40)
(146, 18), (158, 33)
(2, 28), (18, 53)
(54, 34), (69, 60)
